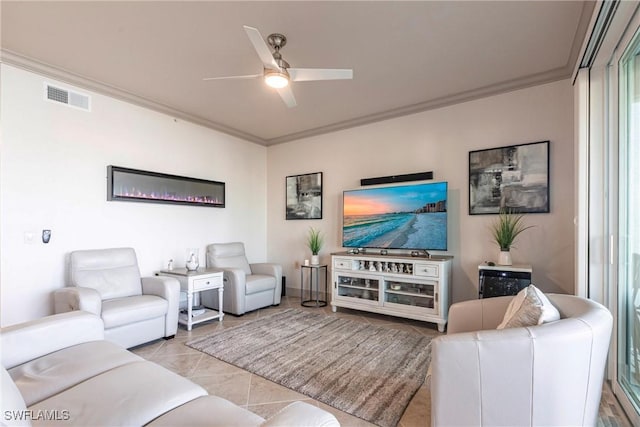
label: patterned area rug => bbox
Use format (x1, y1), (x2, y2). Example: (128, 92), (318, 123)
(186, 309), (432, 427)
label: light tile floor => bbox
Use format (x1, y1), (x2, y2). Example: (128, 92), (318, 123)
(132, 296), (632, 427)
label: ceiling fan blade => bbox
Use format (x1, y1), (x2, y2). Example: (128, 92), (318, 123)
(202, 74), (262, 81)
(288, 68), (353, 82)
(276, 85), (297, 108)
(243, 25), (280, 71)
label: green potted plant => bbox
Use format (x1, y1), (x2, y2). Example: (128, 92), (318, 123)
(491, 209), (534, 265)
(307, 227), (324, 265)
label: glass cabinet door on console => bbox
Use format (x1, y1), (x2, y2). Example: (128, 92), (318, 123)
(335, 274), (380, 304)
(384, 280), (437, 315)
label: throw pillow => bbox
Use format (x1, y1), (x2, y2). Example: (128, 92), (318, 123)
(531, 285), (561, 324)
(497, 284), (560, 329)
(497, 285), (543, 329)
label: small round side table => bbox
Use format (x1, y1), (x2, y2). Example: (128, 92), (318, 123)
(300, 264), (328, 307)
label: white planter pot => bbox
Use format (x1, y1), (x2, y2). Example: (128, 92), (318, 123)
(498, 250), (512, 266)
(311, 255), (320, 265)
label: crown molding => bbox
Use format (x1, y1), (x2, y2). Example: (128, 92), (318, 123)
(269, 1), (595, 145)
(2, 48), (574, 148)
(0, 49), (268, 146)
(266, 65), (573, 145)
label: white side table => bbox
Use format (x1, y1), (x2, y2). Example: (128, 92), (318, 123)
(157, 268), (224, 331)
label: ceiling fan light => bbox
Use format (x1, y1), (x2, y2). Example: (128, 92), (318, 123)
(264, 71), (289, 88)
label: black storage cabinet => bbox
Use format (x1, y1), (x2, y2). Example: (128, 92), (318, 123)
(478, 265), (532, 298)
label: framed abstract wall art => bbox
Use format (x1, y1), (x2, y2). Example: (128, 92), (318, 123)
(286, 172), (323, 220)
(469, 141), (550, 215)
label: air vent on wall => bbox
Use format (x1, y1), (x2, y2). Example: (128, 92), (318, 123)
(44, 83), (91, 111)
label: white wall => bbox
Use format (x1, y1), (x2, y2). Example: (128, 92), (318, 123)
(0, 65), (575, 325)
(0, 64), (267, 326)
(267, 80), (575, 304)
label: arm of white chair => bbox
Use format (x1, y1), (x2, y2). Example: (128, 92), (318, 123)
(142, 276), (180, 337)
(430, 327), (536, 427)
(53, 287), (102, 316)
(261, 401), (340, 427)
(447, 295), (513, 334)
(1, 311), (104, 369)
(222, 268), (247, 314)
(251, 263), (283, 305)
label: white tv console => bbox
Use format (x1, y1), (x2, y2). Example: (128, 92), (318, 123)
(331, 252), (452, 332)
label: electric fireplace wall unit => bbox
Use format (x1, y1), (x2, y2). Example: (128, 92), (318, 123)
(107, 166), (225, 208)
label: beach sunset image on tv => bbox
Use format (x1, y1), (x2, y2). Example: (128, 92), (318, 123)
(342, 182), (447, 250)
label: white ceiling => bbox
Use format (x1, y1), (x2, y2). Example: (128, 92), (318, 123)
(1, 1), (593, 146)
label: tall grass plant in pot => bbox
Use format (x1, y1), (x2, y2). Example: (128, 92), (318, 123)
(491, 209), (534, 265)
(307, 227), (324, 265)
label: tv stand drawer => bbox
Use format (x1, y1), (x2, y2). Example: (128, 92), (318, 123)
(334, 258), (351, 269)
(414, 263), (439, 278)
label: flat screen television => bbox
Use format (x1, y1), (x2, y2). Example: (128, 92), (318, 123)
(342, 182), (447, 251)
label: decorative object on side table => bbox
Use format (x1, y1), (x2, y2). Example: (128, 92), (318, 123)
(490, 209), (534, 265)
(185, 248), (199, 271)
(307, 227), (324, 265)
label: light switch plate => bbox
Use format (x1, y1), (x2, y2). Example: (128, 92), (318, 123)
(24, 232), (35, 244)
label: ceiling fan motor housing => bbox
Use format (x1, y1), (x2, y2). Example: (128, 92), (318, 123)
(267, 33), (287, 49)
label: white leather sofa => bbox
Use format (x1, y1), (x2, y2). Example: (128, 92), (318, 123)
(1, 311), (340, 427)
(430, 293), (613, 427)
(204, 242), (282, 315)
(54, 248), (180, 349)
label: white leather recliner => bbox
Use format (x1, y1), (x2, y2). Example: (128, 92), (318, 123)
(430, 293), (613, 427)
(53, 247), (180, 349)
(203, 242), (282, 315)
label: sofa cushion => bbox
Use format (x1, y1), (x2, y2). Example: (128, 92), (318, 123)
(497, 285), (560, 329)
(245, 274), (276, 295)
(9, 340), (142, 406)
(101, 295), (168, 329)
(147, 395), (265, 427)
(261, 401), (342, 427)
(29, 361), (207, 426)
(1, 367), (30, 427)
(1, 311), (104, 370)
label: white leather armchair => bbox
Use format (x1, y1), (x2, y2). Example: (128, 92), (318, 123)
(53, 247), (180, 349)
(430, 294), (612, 427)
(203, 242), (282, 315)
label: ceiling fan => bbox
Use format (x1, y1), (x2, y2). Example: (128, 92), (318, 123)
(203, 26), (353, 108)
